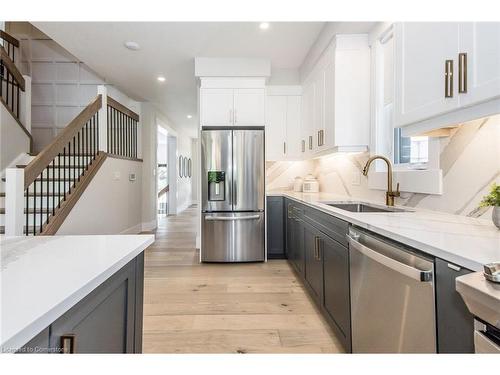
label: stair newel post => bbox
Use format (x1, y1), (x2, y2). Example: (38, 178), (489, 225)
(97, 85), (108, 154)
(19, 75), (31, 135)
(5, 168), (24, 236)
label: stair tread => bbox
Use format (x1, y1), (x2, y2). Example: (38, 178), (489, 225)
(17, 164), (83, 169)
(0, 208), (53, 214)
(0, 192), (65, 197)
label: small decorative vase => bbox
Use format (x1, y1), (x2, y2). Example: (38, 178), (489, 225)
(493, 206), (500, 230)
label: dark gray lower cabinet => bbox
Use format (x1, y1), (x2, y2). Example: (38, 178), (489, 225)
(20, 253), (144, 354)
(323, 234), (351, 351)
(435, 258), (474, 353)
(266, 196), (285, 259)
(286, 201), (305, 276)
(286, 199), (351, 352)
(303, 221), (323, 305)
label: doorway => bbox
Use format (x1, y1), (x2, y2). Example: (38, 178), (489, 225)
(157, 126), (169, 217)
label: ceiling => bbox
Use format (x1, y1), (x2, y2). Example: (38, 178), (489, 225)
(32, 22), (367, 136)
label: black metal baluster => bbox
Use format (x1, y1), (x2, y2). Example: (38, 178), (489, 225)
(46, 167), (49, 226)
(5, 72), (9, 106)
(58, 154), (60, 208)
(72, 138), (75, 186)
(86, 120), (89, 167)
(119, 112), (122, 156)
(77, 132), (80, 181)
(52, 160), (55, 217)
(25, 187), (28, 235)
(33, 182), (36, 236)
(97, 111), (100, 151)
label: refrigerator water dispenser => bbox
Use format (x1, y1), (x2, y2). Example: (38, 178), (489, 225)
(208, 171), (225, 201)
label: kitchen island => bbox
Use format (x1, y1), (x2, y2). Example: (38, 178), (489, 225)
(0, 234), (154, 353)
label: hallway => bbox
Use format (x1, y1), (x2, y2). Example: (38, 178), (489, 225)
(142, 206), (344, 353)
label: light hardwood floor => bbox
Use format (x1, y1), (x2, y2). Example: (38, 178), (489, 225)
(142, 206), (344, 353)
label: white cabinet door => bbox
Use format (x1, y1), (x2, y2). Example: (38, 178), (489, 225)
(301, 81), (315, 156)
(459, 22), (500, 107)
(200, 88), (234, 126)
(285, 96), (302, 160)
(395, 22), (461, 127)
(234, 88), (265, 126)
(265, 96), (287, 161)
(313, 70), (326, 153)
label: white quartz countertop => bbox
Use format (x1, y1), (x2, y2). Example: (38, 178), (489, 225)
(0, 234), (154, 352)
(268, 190), (500, 271)
(456, 271), (500, 327)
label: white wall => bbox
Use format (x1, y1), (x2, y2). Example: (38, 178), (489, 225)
(176, 134), (193, 213)
(57, 157), (143, 234)
(0, 105), (31, 172)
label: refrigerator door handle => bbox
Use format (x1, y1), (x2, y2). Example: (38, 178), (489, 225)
(205, 215), (261, 221)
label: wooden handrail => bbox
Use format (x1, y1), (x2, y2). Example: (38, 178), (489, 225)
(158, 184), (169, 198)
(0, 30), (20, 48)
(0, 46), (25, 91)
(107, 96), (140, 121)
(24, 95), (102, 188)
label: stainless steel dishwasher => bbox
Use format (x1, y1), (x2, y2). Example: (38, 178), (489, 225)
(348, 226), (436, 353)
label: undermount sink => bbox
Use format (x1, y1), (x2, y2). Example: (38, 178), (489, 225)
(320, 201), (411, 213)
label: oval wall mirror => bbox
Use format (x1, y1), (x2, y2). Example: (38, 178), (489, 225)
(178, 155), (183, 178)
(183, 157), (188, 178)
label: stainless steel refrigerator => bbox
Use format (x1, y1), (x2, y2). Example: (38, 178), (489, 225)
(201, 128), (265, 262)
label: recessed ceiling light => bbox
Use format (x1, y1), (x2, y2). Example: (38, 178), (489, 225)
(187, 115), (193, 119)
(124, 41), (140, 51)
(259, 22), (270, 30)
(157, 76), (166, 82)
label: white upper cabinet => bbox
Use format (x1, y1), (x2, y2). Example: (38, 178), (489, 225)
(301, 34), (370, 156)
(265, 87), (302, 161)
(395, 22), (500, 131)
(458, 22), (500, 107)
(200, 88), (234, 126)
(199, 78), (266, 127)
(285, 95), (302, 159)
(265, 95), (287, 161)
(395, 23), (461, 127)
(233, 89), (266, 126)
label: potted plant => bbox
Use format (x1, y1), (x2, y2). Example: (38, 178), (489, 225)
(480, 183), (500, 229)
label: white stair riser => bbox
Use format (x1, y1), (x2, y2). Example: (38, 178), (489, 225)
(0, 196), (62, 208)
(28, 181), (72, 193)
(49, 156), (94, 165)
(35, 168), (87, 179)
(25, 196), (64, 209)
(1, 214), (52, 226)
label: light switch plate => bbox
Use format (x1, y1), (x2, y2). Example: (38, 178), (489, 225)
(113, 171), (121, 181)
(129, 173), (136, 181)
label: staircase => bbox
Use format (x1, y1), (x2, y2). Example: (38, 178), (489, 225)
(1, 154), (100, 235)
(2, 30), (140, 236)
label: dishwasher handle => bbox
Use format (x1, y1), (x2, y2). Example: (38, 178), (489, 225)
(347, 234), (433, 282)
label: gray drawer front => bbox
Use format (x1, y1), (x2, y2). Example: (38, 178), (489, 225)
(303, 205), (349, 246)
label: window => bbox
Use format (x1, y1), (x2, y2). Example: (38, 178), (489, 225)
(393, 129), (429, 165)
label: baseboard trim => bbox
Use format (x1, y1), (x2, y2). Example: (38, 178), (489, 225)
(120, 223), (143, 234)
(141, 219), (157, 232)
